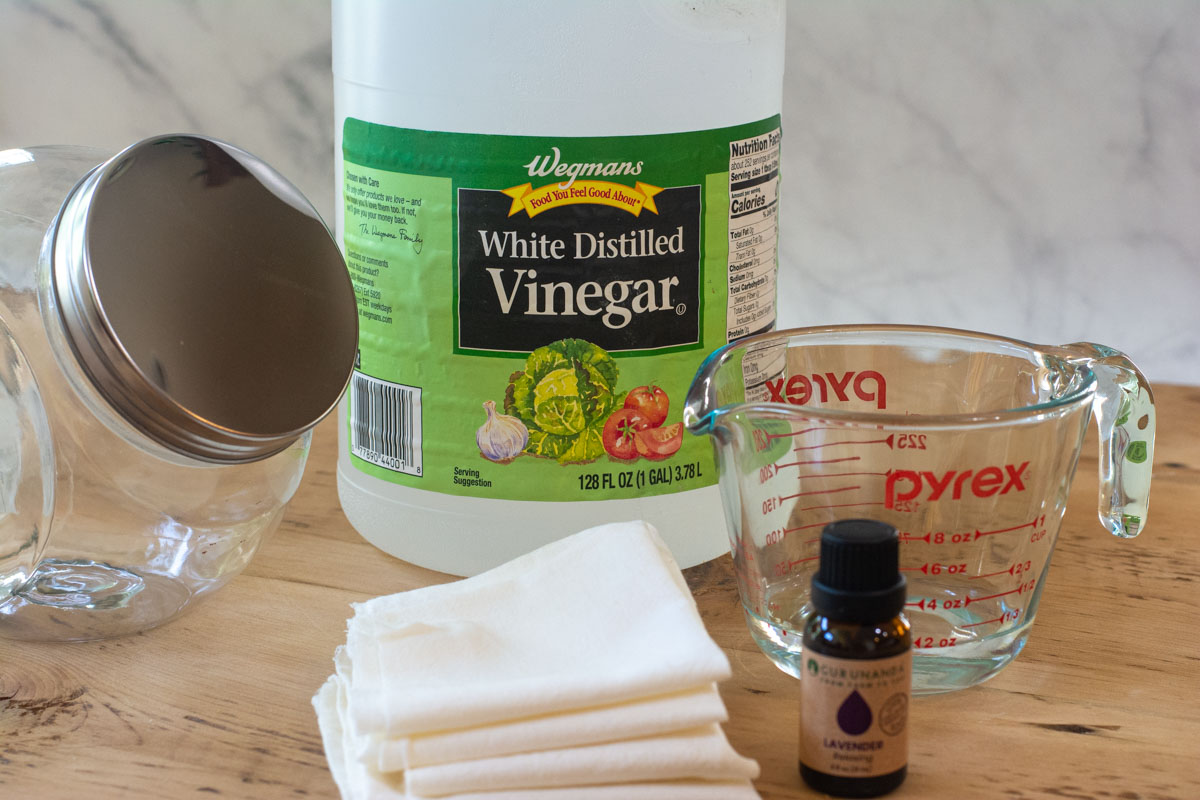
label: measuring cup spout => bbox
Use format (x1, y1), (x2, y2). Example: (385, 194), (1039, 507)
(683, 342), (759, 445)
(684, 347), (729, 440)
(1055, 342), (1155, 538)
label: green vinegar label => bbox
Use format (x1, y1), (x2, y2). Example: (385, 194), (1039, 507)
(341, 117), (780, 501)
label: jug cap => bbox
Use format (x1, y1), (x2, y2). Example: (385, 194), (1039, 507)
(48, 134), (358, 462)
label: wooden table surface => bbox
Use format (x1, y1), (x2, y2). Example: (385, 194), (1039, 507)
(3, 385), (1198, 799)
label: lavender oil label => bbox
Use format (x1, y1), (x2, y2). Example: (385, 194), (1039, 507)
(799, 649), (911, 778)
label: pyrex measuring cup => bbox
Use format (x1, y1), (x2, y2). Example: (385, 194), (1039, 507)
(684, 325), (1154, 693)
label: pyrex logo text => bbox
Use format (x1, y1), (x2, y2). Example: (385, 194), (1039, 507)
(885, 463), (1029, 508)
(765, 371), (886, 410)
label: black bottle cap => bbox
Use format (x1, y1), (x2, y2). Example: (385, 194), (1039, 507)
(811, 519), (907, 623)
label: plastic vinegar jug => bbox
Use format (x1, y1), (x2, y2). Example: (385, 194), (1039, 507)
(332, 0), (786, 575)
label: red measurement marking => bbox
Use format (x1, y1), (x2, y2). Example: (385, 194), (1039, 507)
(966, 587), (1021, 604)
(900, 563), (967, 575)
(969, 561), (1032, 580)
(967, 579), (1035, 605)
(778, 456), (863, 468)
(795, 471), (889, 481)
(777, 470), (892, 482)
(969, 567), (1014, 580)
(779, 485), (861, 502)
(798, 501), (887, 513)
(794, 434), (894, 452)
(782, 522), (829, 535)
(975, 515), (1046, 539)
(766, 426), (839, 441)
(788, 556), (820, 568)
(906, 599), (927, 610)
(899, 532), (930, 543)
(961, 616), (1006, 629)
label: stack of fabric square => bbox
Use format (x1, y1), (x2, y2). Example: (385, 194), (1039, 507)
(313, 521), (761, 799)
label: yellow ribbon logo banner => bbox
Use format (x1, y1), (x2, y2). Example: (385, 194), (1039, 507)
(502, 181), (664, 218)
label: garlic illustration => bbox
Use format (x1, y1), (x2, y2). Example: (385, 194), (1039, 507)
(477, 400), (529, 463)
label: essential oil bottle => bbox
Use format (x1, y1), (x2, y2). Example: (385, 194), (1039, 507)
(799, 519), (912, 798)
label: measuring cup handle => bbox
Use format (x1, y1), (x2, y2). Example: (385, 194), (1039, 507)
(1060, 342), (1155, 538)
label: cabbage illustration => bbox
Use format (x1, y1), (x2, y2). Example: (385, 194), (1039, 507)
(504, 338), (624, 464)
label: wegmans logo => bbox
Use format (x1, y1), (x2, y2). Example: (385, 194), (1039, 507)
(502, 147), (664, 218)
(524, 147), (644, 188)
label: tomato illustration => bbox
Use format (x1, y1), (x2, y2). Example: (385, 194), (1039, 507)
(602, 408), (650, 461)
(625, 385), (669, 428)
(635, 422), (683, 461)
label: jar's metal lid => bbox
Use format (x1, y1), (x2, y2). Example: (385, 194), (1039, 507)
(49, 134), (358, 463)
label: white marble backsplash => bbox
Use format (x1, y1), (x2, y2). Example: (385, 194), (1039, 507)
(1, 0), (1196, 384)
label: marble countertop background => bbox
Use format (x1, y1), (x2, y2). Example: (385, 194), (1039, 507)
(1, 0), (1196, 384)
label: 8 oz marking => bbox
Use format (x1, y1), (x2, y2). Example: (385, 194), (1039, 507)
(930, 531), (975, 544)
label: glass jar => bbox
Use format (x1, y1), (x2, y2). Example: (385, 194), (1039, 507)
(0, 137), (358, 641)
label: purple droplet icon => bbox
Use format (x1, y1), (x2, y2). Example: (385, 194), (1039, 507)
(837, 690), (873, 735)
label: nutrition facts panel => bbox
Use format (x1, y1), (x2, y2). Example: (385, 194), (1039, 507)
(726, 127), (781, 341)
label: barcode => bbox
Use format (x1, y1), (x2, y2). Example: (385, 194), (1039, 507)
(349, 371), (422, 476)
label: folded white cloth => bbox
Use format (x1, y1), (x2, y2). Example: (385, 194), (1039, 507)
(405, 724), (759, 796)
(344, 521), (732, 738)
(313, 521), (761, 800)
(315, 678), (761, 800)
(410, 785), (764, 800)
(408, 784), (764, 800)
(371, 684), (729, 771)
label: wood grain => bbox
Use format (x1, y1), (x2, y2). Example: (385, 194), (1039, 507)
(2, 385), (1198, 799)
